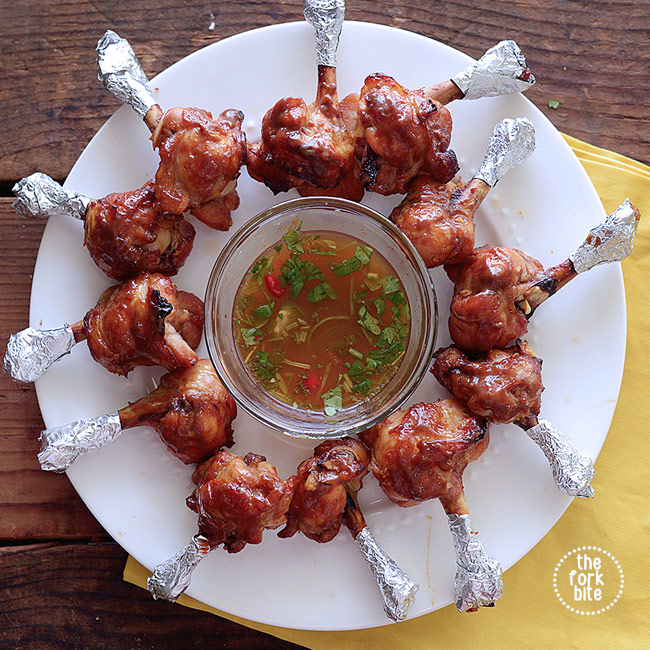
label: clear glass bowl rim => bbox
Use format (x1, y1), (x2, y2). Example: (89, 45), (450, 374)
(204, 196), (438, 439)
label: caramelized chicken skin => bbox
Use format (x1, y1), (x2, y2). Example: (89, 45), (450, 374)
(358, 74), (458, 195)
(187, 451), (297, 553)
(118, 360), (236, 464)
(446, 246), (544, 352)
(79, 272), (203, 376)
(150, 107), (246, 230)
(360, 400), (488, 515)
(279, 437), (370, 543)
(248, 66), (355, 192)
(391, 175), (490, 268)
(84, 181), (195, 281)
(432, 341), (544, 429)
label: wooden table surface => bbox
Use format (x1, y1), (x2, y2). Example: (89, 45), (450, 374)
(1, 1), (648, 648)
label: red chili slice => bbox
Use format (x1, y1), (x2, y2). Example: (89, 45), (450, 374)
(303, 374), (321, 393)
(264, 273), (285, 297)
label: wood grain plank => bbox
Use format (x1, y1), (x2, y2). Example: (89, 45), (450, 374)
(0, 0), (648, 183)
(0, 542), (305, 650)
(0, 199), (107, 540)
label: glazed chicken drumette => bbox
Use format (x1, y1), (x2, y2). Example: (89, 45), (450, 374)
(353, 41), (534, 196)
(97, 31), (246, 231)
(4, 272), (203, 383)
(432, 341), (595, 497)
(433, 341), (543, 429)
(445, 200), (640, 352)
(38, 359), (236, 471)
(119, 360), (236, 464)
(356, 73), (459, 195)
(246, 0), (358, 198)
(390, 118), (534, 268)
(279, 437), (370, 543)
(147, 451), (297, 602)
(277, 437), (419, 622)
(12, 174), (195, 281)
(187, 451), (296, 553)
(360, 400), (503, 612)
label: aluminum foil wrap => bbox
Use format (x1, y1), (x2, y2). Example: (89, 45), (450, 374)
(447, 513), (503, 612)
(148, 535), (211, 602)
(304, 0), (345, 67)
(474, 118), (536, 187)
(526, 418), (595, 498)
(13, 173), (89, 220)
(570, 199), (640, 274)
(3, 325), (76, 383)
(452, 40), (535, 101)
(354, 526), (418, 622)
(97, 30), (156, 118)
(38, 412), (122, 473)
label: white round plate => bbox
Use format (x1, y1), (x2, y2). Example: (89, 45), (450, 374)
(30, 21), (625, 630)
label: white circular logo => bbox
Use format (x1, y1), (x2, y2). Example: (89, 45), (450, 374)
(553, 546), (624, 615)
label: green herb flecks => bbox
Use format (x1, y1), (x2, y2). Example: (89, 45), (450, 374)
(308, 282), (338, 303)
(358, 304), (382, 336)
(388, 290), (406, 306)
(250, 256), (273, 280)
(250, 349), (285, 382)
(281, 257), (324, 299)
(252, 302), (274, 319)
(283, 231), (305, 255)
(352, 378), (372, 395)
(322, 385), (343, 416)
(331, 245), (374, 277)
(240, 325), (264, 347)
(382, 275), (401, 294)
(548, 99), (563, 110)
(354, 245), (373, 266)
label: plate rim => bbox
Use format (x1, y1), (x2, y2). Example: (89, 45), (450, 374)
(28, 19), (627, 631)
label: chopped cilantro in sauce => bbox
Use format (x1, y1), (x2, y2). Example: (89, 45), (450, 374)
(233, 228), (410, 415)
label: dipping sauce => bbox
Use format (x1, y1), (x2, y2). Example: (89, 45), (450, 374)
(233, 228), (411, 416)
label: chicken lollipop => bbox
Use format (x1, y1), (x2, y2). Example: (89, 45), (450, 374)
(446, 200), (640, 352)
(12, 174), (195, 281)
(279, 438), (418, 622)
(360, 400), (502, 612)
(391, 117), (534, 268)
(433, 342), (594, 497)
(37, 360), (236, 472)
(246, 0), (356, 196)
(4, 273), (202, 382)
(97, 31), (246, 231)
(147, 451), (296, 601)
(300, 39), (535, 200)
(357, 41), (535, 196)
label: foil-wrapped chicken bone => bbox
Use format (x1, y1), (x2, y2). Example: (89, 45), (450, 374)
(432, 342), (595, 497)
(38, 360), (236, 472)
(12, 174), (195, 281)
(246, 0), (359, 198)
(391, 118), (535, 268)
(300, 39), (533, 200)
(360, 400), (503, 612)
(279, 437), (418, 622)
(353, 40), (535, 196)
(148, 451), (296, 601)
(446, 200), (641, 352)
(97, 30), (246, 231)
(4, 273), (203, 382)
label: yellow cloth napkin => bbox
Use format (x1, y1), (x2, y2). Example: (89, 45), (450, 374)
(124, 135), (650, 649)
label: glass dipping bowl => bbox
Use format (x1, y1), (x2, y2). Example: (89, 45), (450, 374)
(204, 197), (437, 439)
